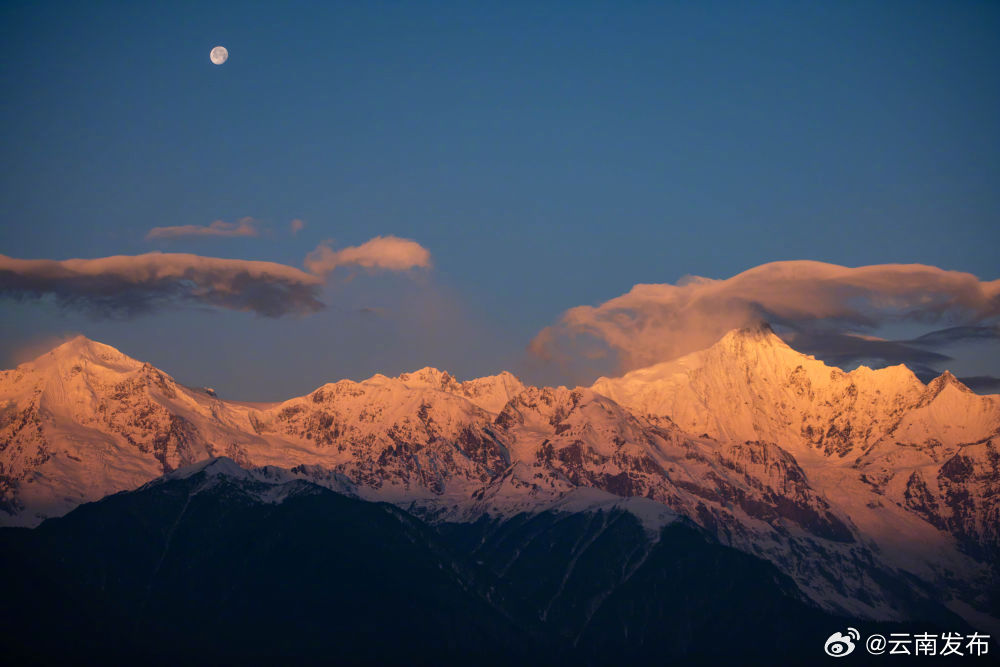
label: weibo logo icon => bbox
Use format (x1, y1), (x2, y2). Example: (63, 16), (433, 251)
(824, 627), (860, 657)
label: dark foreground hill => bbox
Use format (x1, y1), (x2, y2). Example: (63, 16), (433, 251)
(0, 460), (970, 665)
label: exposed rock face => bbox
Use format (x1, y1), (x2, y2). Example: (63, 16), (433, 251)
(593, 326), (1000, 561)
(1, 331), (997, 627)
(3, 459), (903, 665)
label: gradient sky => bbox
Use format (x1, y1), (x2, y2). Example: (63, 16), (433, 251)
(2, 1), (998, 399)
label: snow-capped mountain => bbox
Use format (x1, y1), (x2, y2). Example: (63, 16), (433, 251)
(0, 336), (520, 521)
(3, 456), (886, 664)
(592, 323), (997, 457)
(1, 330), (997, 631)
(592, 324), (1000, 568)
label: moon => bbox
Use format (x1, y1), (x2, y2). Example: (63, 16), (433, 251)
(210, 46), (228, 65)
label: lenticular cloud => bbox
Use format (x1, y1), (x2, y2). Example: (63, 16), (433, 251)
(530, 261), (1000, 374)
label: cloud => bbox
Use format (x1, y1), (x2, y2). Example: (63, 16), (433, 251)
(907, 325), (1000, 347)
(0, 252), (324, 317)
(779, 330), (953, 379)
(146, 217), (260, 240)
(304, 236), (432, 275)
(957, 376), (1000, 393)
(530, 261), (1000, 377)
(290, 219), (306, 236)
(0, 235), (434, 320)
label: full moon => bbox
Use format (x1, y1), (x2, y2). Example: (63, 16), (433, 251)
(210, 46), (228, 65)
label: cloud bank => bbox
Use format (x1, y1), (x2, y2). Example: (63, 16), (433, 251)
(0, 236), (434, 319)
(146, 218), (260, 240)
(530, 261), (1000, 378)
(0, 253), (324, 317)
(305, 236), (432, 275)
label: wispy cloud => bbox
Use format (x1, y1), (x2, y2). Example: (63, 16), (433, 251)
(304, 236), (432, 275)
(779, 330), (952, 381)
(290, 219), (306, 236)
(906, 325), (1000, 347)
(0, 252), (323, 317)
(530, 261), (1000, 377)
(146, 217), (260, 240)
(957, 375), (1000, 393)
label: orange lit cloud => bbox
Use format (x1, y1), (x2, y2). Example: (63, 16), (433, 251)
(304, 236), (432, 275)
(530, 261), (1000, 375)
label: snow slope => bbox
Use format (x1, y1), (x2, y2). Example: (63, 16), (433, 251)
(1, 332), (997, 627)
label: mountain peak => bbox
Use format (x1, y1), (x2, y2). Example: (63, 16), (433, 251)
(591, 323), (794, 391)
(926, 370), (973, 395)
(26, 335), (139, 371)
(737, 321), (775, 336)
(356, 366), (524, 413)
(398, 367), (456, 388)
(163, 456), (250, 482)
(49, 334), (104, 354)
(719, 322), (784, 348)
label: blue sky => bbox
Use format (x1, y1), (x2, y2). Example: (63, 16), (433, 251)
(2, 1), (998, 399)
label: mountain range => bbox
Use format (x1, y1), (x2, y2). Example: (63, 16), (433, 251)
(3, 457), (927, 665)
(1, 324), (997, 659)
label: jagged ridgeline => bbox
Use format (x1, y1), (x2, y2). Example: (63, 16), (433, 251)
(1, 329), (998, 660)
